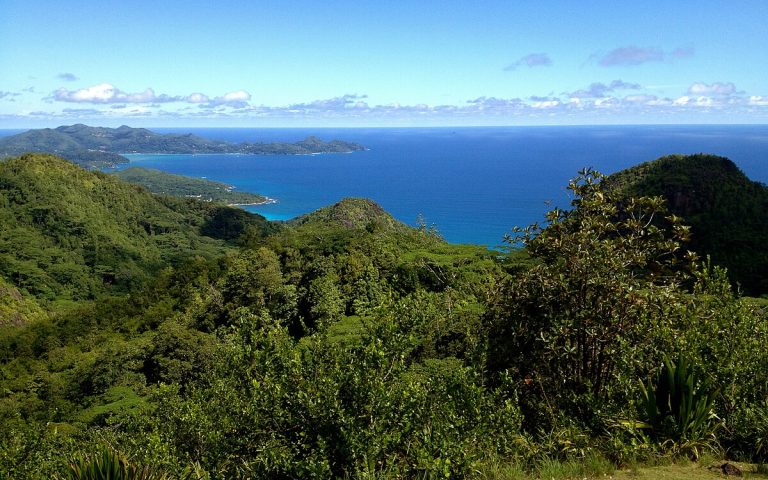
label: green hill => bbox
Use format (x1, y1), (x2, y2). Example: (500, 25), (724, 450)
(607, 153), (768, 294)
(290, 197), (408, 232)
(0, 153), (272, 299)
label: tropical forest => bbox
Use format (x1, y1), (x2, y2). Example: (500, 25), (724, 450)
(1, 151), (767, 479)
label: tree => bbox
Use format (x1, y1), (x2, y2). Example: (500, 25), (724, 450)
(488, 169), (695, 413)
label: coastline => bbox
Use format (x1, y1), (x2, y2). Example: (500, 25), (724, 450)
(122, 148), (363, 157)
(228, 197), (277, 207)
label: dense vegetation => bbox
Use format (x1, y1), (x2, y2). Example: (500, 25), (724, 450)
(608, 153), (768, 295)
(113, 167), (269, 205)
(0, 153), (766, 478)
(0, 124), (366, 168)
(0, 154), (274, 300)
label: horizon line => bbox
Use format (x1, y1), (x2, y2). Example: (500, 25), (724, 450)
(2, 122), (768, 131)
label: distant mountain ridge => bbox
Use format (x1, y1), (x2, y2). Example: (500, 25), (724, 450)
(0, 124), (366, 168)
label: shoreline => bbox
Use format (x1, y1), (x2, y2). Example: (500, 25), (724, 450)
(228, 197), (277, 207)
(121, 149), (363, 157)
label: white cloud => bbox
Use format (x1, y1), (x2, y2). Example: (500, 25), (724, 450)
(594, 97), (620, 108)
(51, 84), (255, 109)
(58, 83), (116, 102)
(693, 96), (714, 107)
(222, 90), (251, 102)
(52, 83), (181, 104)
(749, 96), (768, 106)
(623, 94), (658, 104)
(567, 80), (641, 99)
(646, 97), (674, 106)
(688, 82), (737, 96)
(186, 93), (210, 103)
(531, 100), (560, 109)
(286, 94), (368, 111)
(199, 90), (252, 108)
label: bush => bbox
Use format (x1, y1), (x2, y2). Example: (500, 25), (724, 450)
(488, 169), (695, 425)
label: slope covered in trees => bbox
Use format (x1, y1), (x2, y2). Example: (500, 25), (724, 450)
(0, 154), (766, 478)
(0, 154), (273, 299)
(113, 167), (269, 205)
(607, 153), (768, 295)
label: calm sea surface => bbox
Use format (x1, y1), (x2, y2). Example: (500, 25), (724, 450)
(3, 126), (768, 246)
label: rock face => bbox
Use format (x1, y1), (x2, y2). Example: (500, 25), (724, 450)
(607, 153), (768, 295)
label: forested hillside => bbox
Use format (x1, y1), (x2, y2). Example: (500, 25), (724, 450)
(0, 154), (766, 478)
(608, 153), (768, 295)
(113, 167), (269, 205)
(0, 154), (273, 299)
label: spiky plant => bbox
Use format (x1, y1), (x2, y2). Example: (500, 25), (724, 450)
(61, 447), (172, 480)
(638, 355), (721, 457)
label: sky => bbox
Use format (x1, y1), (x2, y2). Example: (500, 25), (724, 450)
(1, 0), (767, 127)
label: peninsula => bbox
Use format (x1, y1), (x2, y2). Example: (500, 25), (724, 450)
(0, 124), (367, 168)
(113, 167), (274, 206)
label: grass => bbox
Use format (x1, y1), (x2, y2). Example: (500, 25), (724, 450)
(611, 460), (768, 479)
(474, 457), (768, 480)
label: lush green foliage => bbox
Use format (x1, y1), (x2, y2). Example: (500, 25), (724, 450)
(638, 356), (720, 456)
(1, 154), (767, 478)
(62, 447), (179, 480)
(0, 154), (272, 299)
(608, 153), (768, 295)
(488, 169), (695, 424)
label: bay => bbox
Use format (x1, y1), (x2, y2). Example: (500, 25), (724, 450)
(4, 125), (768, 246)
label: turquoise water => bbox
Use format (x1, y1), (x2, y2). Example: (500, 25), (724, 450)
(4, 126), (768, 246)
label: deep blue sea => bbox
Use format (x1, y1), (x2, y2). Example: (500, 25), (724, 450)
(3, 125), (768, 247)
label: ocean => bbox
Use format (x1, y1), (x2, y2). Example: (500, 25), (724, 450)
(3, 125), (768, 247)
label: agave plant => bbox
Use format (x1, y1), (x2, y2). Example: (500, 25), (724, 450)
(638, 355), (721, 457)
(60, 446), (203, 480)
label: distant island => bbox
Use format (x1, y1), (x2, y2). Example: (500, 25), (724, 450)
(113, 167), (274, 206)
(0, 124), (367, 168)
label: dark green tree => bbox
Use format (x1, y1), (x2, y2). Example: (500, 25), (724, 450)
(488, 169), (696, 416)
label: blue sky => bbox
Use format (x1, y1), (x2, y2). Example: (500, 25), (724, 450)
(1, 0), (766, 127)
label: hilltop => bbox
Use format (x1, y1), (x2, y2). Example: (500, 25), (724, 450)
(607, 153), (768, 294)
(291, 198), (407, 232)
(0, 124), (366, 168)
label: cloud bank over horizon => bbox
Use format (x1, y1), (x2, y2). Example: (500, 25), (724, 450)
(1, 77), (764, 126)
